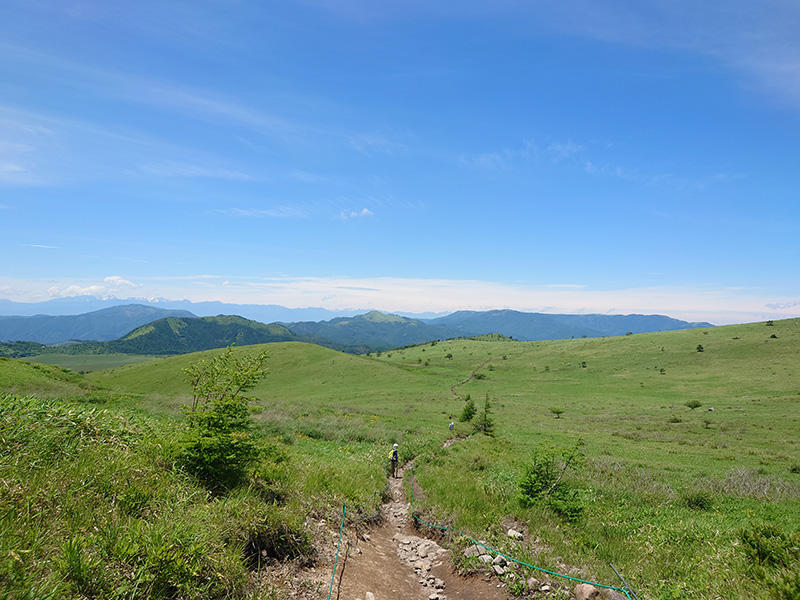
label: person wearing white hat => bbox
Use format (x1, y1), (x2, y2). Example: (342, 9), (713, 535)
(390, 443), (399, 478)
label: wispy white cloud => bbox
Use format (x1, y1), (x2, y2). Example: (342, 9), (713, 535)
(545, 141), (583, 162)
(140, 161), (253, 181)
(584, 160), (749, 191)
(766, 300), (800, 310)
(19, 244), (58, 249)
(306, 2), (800, 110)
(460, 151), (514, 171)
(339, 208), (374, 220)
(525, 1), (800, 110)
(461, 138), (582, 171)
(220, 205), (317, 219)
(44, 275), (139, 299)
(349, 134), (403, 155)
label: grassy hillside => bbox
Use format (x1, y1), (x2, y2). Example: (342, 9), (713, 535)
(0, 357), (94, 398)
(25, 353), (159, 373)
(2, 319), (798, 599)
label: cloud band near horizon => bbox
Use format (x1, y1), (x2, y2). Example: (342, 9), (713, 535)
(0, 275), (797, 326)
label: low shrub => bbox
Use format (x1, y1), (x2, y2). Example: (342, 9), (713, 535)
(519, 439), (585, 522)
(680, 490), (714, 511)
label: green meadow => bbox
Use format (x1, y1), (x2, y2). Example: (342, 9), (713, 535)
(26, 353), (159, 373)
(1, 319), (798, 599)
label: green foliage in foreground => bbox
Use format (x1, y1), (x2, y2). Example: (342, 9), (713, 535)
(0, 394), (310, 600)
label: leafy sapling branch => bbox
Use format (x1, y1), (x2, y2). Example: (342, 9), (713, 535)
(180, 345), (270, 490)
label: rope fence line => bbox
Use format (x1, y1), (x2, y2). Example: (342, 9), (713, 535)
(408, 463), (635, 600)
(326, 463), (391, 600)
(326, 459), (639, 600)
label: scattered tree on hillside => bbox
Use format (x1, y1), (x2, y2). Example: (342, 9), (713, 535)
(697, 344), (705, 352)
(460, 395), (476, 422)
(550, 407), (564, 419)
(685, 399), (702, 410)
(180, 345), (269, 490)
(473, 393), (494, 436)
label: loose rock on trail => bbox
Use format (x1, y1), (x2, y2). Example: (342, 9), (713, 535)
(271, 464), (626, 600)
(327, 464), (511, 600)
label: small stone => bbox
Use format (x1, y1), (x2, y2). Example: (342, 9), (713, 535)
(366, 593), (375, 600)
(541, 584), (552, 592)
(463, 544), (482, 557)
(527, 577), (540, 590)
(429, 594), (439, 600)
(434, 578), (445, 589)
(507, 528), (524, 540)
(574, 583), (601, 600)
(601, 591), (629, 600)
(478, 554), (493, 563)
(414, 560), (431, 572)
(492, 565), (505, 576)
(492, 555), (506, 566)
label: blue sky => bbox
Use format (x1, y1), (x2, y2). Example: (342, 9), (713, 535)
(1, 1), (798, 324)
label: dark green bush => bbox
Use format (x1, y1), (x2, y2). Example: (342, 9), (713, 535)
(681, 490), (714, 511)
(179, 346), (269, 490)
(519, 439), (585, 522)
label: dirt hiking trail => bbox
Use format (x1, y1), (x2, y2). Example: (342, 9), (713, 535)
(330, 464), (510, 600)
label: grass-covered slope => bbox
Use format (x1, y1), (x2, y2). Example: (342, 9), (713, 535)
(105, 315), (298, 355)
(2, 318), (798, 599)
(284, 310), (455, 352)
(0, 394), (315, 600)
(0, 356), (94, 398)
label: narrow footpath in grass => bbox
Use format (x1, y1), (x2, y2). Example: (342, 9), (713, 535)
(331, 463), (510, 600)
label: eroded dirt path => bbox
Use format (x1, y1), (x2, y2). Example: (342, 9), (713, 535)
(331, 465), (510, 600)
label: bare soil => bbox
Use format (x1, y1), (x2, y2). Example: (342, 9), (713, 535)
(275, 464), (512, 600)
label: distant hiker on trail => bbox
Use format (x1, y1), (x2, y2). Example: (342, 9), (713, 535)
(449, 421), (454, 431)
(390, 443), (399, 478)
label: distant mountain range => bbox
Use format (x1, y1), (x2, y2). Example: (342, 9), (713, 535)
(0, 305), (195, 344)
(0, 296), (442, 321)
(0, 302), (713, 356)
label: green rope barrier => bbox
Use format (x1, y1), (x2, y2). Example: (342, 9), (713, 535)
(326, 462), (391, 600)
(408, 463), (635, 600)
(327, 504), (346, 600)
(326, 458), (639, 600)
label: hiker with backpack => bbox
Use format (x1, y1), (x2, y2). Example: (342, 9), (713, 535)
(390, 443), (399, 478)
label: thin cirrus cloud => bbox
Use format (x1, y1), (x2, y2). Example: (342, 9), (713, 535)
(319, 1), (800, 111)
(339, 208), (374, 220)
(139, 161), (253, 181)
(1, 41), (317, 150)
(528, 1), (800, 110)
(461, 139), (584, 171)
(221, 206), (316, 219)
